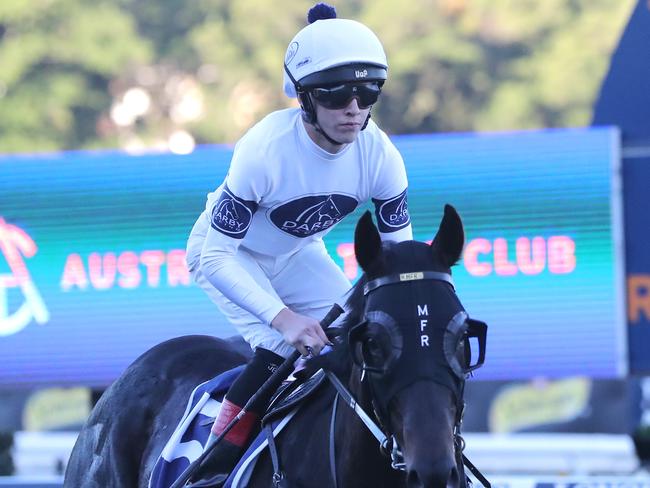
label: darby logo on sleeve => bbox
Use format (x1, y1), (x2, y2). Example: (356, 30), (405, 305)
(210, 187), (258, 239)
(373, 190), (410, 233)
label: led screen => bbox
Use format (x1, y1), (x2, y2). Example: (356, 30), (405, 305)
(0, 126), (624, 386)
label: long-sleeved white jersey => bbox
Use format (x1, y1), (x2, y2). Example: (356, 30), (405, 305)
(187, 108), (412, 325)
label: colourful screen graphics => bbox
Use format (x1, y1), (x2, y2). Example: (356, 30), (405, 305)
(0, 127), (624, 387)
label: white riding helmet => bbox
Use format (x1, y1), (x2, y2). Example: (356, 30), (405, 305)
(283, 18), (388, 98)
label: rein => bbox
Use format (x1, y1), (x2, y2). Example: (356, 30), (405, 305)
(326, 371), (405, 488)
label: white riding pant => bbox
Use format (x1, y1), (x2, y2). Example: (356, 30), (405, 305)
(191, 240), (351, 358)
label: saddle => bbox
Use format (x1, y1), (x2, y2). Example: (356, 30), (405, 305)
(263, 369), (327, 423)
(222, 369), (329, 488)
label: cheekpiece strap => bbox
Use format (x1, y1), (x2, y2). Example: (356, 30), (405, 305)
(363, 271), (454, 295)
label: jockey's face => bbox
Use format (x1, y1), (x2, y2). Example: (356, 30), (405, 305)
(307, 97), (371, 153)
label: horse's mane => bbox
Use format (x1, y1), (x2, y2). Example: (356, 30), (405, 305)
(307, 273), (368, 377)
(341, 273), (368, 326)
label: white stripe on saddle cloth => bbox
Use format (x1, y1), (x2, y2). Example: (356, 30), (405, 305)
(149, 384), (223, 488)
(161, 392), (221, 463)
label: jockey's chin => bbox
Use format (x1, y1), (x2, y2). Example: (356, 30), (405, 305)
(313, 99), (371, 148)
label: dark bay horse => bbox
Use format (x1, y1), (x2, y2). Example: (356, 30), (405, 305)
(64, 204), (486, 488)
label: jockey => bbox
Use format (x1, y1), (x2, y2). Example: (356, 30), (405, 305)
(185, 3), (413, 484)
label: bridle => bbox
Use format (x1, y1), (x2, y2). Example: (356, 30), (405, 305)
(325, 270), (491, 488)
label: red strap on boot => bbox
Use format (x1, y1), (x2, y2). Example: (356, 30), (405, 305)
(211, 399), (259, 447)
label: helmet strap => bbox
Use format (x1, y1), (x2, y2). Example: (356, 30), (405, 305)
(296, 88), (346, 147)
(361, 110), (372, 131)
(303, 95), (373, 148)
(284, 62), (372, 148)
(313, 120), (346, 147)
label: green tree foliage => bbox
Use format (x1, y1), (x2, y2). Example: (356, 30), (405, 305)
(361, 0), (634, 134)
(0, 0), (635, 153)
(0, 0), (151, 152)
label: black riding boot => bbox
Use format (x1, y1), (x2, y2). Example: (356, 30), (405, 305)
(188, 347), (284, 487)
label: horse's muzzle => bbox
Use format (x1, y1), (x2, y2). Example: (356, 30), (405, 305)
(406, 461), (459, 488)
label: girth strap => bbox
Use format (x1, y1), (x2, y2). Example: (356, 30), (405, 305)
(265, 424), (288, 488)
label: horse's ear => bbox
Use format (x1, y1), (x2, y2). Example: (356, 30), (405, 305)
(431, 204), (465, 268)
(355, 211), (382, 272)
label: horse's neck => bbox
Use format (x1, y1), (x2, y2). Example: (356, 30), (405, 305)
(334, 373), (405, 488)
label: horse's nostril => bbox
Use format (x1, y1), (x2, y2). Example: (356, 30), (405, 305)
(447, 466), (459, 488)
(406, 469), (422, 487)
(406, 463), (460, 488)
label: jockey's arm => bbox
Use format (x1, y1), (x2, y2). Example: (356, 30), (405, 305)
(199, 225), (330, 355)
(199, 230), (286, 326)
(200, 241), (330, 355)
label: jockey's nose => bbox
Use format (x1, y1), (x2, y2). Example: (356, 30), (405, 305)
(406, 462), (459, 488)
(343, 97), (362, 114)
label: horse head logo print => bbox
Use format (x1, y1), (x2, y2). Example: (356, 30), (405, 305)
(210, 188), (257, 238)
(216, 197), (240, 222)
(295, 196), (341, 225)
(393, 194), (408, 222)
(270, 194), (359, 238)
(0, 218), (50, 336)
(376, 189), (411, 232)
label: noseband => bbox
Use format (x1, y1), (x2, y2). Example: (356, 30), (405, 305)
(326, 270), (491, 488)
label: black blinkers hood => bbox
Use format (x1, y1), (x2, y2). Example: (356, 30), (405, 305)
(353, 278), (486, 412)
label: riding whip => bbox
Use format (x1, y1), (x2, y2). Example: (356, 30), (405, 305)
(170, 303), (345, 488)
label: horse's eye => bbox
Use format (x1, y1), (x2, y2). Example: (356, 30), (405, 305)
(362, 336), (386, 367)
(349, 313), (403, 374)
(351, 332), (386, 370)
(359, 323), (402, 374)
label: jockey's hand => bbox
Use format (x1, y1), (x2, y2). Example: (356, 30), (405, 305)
(271, 308), (330, 357)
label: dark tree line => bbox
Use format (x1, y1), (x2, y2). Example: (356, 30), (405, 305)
(0, 0), (634, 153)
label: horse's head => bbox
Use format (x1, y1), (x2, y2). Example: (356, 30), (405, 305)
(317, 204), (487, 488)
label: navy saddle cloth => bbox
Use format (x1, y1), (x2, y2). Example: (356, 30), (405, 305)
(149, 366), (327, 488)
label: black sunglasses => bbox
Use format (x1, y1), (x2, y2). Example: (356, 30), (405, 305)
(310, 82), (383, 110)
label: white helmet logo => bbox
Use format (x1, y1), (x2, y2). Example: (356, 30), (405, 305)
(285, 42), (299, 64)
(355, 69), (368, 78)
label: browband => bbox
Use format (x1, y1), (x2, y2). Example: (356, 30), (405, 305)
(364, 271), (454, 295)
